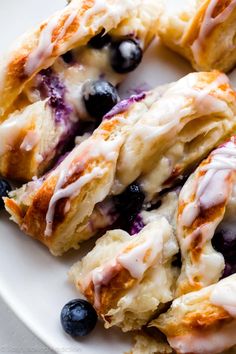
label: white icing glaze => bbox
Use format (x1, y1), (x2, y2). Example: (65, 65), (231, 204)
(85, 219), (172, 310)
(210, 275), (236, 317)
(92, 259), (121, 309)
(0, 105), (42, 156)
(169, 320), (236, 354)
(0, 115), (28, 155)
(177, 140), (236, 293)
(117, 72), (230, 195)
(181, 201), (200, 228)
(25, 0), (137, 76)
(191, 0), (236, 63)
(20, 131), (40, 152)
(44, 133), (123, 236)
(117, 226), (163, 279)
(70, 0), (136, 41)
(45, 166), (105, 236)
(181, 139), (236, 227)
(25, 10), (77, 76)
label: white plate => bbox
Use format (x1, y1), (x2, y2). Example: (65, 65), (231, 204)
(0, 1), (236, 354)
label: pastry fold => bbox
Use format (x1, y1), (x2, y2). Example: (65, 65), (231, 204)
(0, 0), (159, 181)
(152, 274), (236, 354)
(4, 71), (236, 255)
(158, 0), (236, 72)
(114, 71), (236, 200)
(69, 193), (179, 331)
(176, 136), (236, 296)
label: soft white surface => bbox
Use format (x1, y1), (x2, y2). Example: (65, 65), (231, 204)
(0, 297), (54, 353)
(0, 1), (235, 354)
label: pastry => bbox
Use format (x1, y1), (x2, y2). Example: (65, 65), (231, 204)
(176, 136), (236, 296)
(131, 332), (173, 354)
(4, 71), (236, 255)
(69, 191), (179, 332)
(113, 71), (236, 201)
(152, 274), (236, 354)
(158, 0), (236, 72)
(0, 0), (159, 181)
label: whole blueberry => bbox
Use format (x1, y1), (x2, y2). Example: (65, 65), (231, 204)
(88, 30), (111, 49)
(212, 228), (236, 259)
(110, 39), (143, 74)
(222, 261), (236, 279)
(0, 179), (12, 209)
(61, 51), (74, 64)
(114, 183), (145, 231)
(61, 299), (98, 337)
(82, 80), (119, 119)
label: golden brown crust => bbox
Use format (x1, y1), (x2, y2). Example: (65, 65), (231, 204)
(0, 0), (93, 117)
(178, 159), (232, 264)
(5, 72), (236, 255)
(0, 0), (160, 182)
(0, 0), (159, 119)
(158, 0), (236, 72)
(0, 125), (38, 181)
(151, 278), (236, 354)
(4, 115), (125, 255)
(83, 267), (136, 317)
(154, 303), (231, 339)
(176, 137), (236, 296)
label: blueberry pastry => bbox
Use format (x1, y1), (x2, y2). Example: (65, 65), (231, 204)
(152, 274), (236, 354)
(158, 0), (236, 72)
(69, 191), (179, 332)
(176, 136), (236, 296)
(0, 0), (159, 181)
(4, 72), (236, 255)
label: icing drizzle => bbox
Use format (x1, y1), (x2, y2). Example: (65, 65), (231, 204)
(191, 0), (236, 63)
(84, 220), (168, 309)
(44, 134), (123, 236)
(45, 166), (105, 236)
(210, 274), (236, 317)
(117, 231), (163, 279)
(25, 11), (77, 76)
(24, 0), (136, 76)
(181, 138), (236, 228)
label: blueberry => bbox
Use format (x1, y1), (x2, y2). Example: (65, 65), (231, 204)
(88, 30), (111, 49)
(61, 51), (74, 64)
(114, 184), (145, 232)
(0, 179), (12, 209)
(212, 228), (236, 260)
(221, 261), (236, 279)
(82, 80), (119, 119)
(130, 214), (145, 235)
(39, 69), (72, 123)
(110, 39), (143, 74)
(61, 299), (98, 337)
(172, 252), (182, 268)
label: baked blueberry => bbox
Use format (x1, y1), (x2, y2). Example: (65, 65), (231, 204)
(222, 261), (236, 279)
(40, 69), (72, 123)
(110, 39), (143, 74)
(61, 51), (74, 64)
(61, 299), (98, 337)
(88, 30), (111, 49)
(0, 179), (12, 209)
(114, 183), (145, 231)
(82, 80), (119, 119)
(130, 214), (145, 235)
(212, 227), (236, 260)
